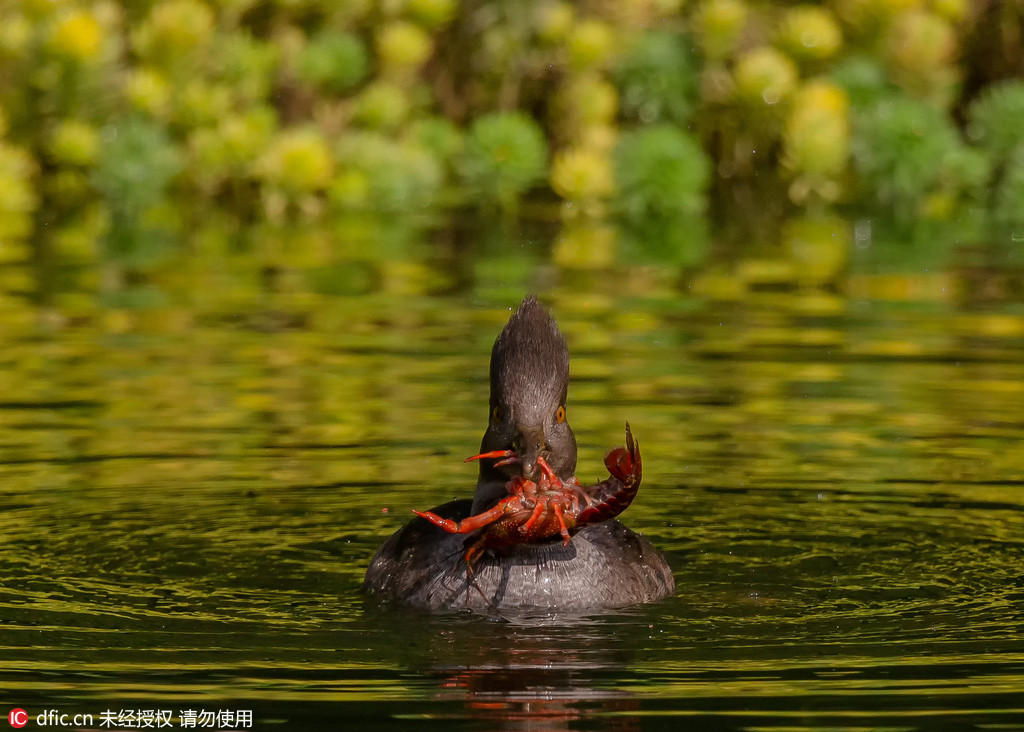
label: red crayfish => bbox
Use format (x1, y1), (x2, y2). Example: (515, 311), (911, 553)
(414, 423), (641, 569)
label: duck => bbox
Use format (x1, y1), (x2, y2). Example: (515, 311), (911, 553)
(363, 296), (675, 612)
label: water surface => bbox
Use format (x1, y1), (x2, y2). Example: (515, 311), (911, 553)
(2, 282), (1024, 730)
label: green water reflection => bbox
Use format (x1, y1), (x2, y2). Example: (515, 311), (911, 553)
(2, 222), (1024, 729)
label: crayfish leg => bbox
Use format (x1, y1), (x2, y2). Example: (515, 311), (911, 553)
(463, 538), (485, 572)
(413, 499), (515, 535)
(412, 509), (459, 533)
(455, 499), (519, 533)
(520, 500), (546, 534)
(551, 503), (572, 545)
(536, 455), (560, 484)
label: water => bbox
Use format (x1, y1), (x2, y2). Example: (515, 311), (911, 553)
(3, 281), (1024, 730)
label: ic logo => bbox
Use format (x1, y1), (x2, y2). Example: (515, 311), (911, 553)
(8, 709), (28, 728)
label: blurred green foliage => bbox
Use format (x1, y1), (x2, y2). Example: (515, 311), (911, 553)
(616, 125), (709, 223)
(851, 96), (984, 228)
(93, 115), (182, 266)
(967, 81), (1024, 240)
(297, 30), (368, 94)
(615, 31), (699, 126)
(333, 130), (443, 213)
(615, 124), (710, 267)
(0, 0), (1021, 287)
(461, 112), (547, 211)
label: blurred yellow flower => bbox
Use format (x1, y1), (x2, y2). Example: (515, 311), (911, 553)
(535, 1), (575, 44)
(784, 82), (849, 165)
(550, 147), (614, 201)
(133, 0), (214, 63)
(351, 81), (410, 131)
(579, 124), (618, 153)
(567, 19), (616, 70)
(188, 108), (275, 188)
(887, 9), (955, 73)
(778, 6), (843, 62)
(376, 21), (433, 76)
(50, 9), (103, 61)
(259, 128), (334, 193)
(929, 0), (967, 23)
(0, 142), (38, 241)
(127, 67), (172, 117)
(834, 0), (921, 33)
(49, 120), (101, 166)
(695, 0), (748, 60)
(784, 214), (850, 286)
(565, 75), (618, 126)
(328, 169), (371, 210)
(783, 80), (850, 201)
(220, 109), (275, 165)
(174, 81), (232, 128)
(0, 12), (32, 57)
(555, 74), (618, 144)
(407, 0), (458, 29)
(734, 47), (799, 106)
(553, 219), (617, 269)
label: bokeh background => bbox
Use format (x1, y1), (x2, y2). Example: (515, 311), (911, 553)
(2, 0), (1024, 311)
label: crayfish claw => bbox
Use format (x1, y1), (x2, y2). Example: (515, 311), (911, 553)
(604, 423), (641, 482)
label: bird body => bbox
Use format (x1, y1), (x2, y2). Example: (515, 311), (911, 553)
(364, 296), (675, 612)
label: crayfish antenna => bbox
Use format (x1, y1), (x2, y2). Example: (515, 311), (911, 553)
(465, 449), (519, 468)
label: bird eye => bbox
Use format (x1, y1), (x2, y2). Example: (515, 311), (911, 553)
(492, 405), (504, 423)
(555, 405), (566, 423)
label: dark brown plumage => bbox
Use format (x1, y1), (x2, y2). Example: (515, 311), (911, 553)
(473, 295), (577, 512)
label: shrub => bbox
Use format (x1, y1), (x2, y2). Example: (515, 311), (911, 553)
(460, 112), (547, 210)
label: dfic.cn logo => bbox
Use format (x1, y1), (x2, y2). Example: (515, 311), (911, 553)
(8, 709), (28, 728)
